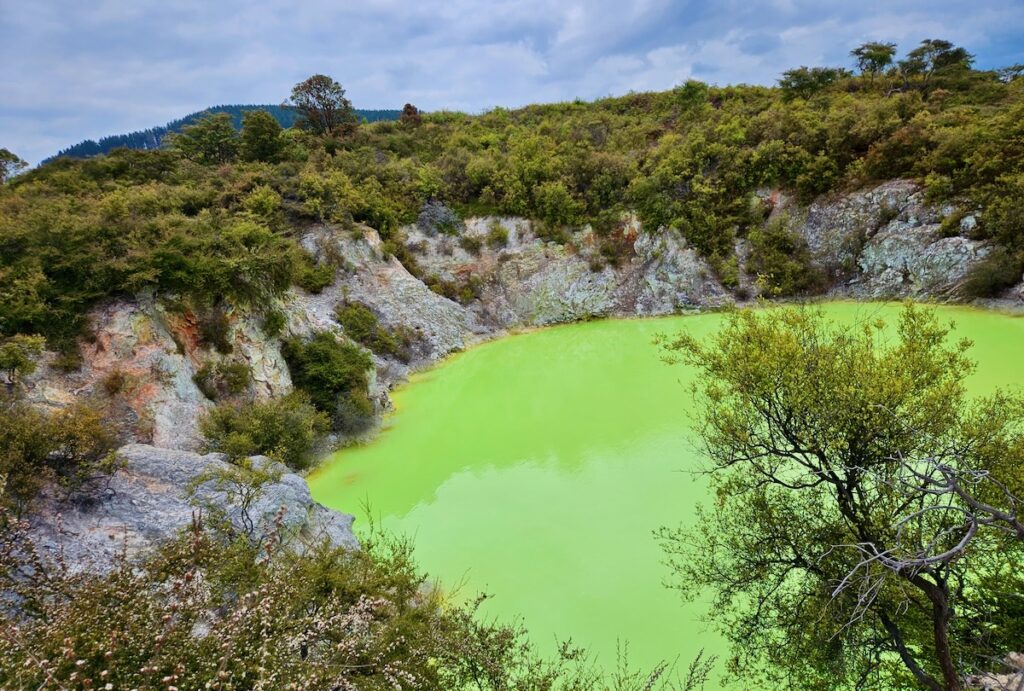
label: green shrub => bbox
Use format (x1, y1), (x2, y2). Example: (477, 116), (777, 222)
(261, 308), (287, 338)
(0, 517), (694, 690)
(193, 361), (252, 401)
(295, 260), (336, 293)
(0, 401), (122, 515)
(747, 216), (826, 296)
(334, 301), (410, 359)
(200, 392), (330, 470)
(197, 307), (233, 354)
(958, 248), (1023, 298)
(458, 234), (483, 253)
(282, 331), (373, 432)
(486, 222), (509, 248)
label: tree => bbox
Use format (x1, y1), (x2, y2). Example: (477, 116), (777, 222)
(0, 148), (27, 183)
(778, 66), (851, 99)
(288, 74), (358, 136)
(166, 112), (238, 164)
(996, 63), (1024, 83)
(0, 334), (45, 392)
(400, 103), (422, 127)
(851, 41), (897, 79)
(658, 305), (1024, 690)
(239, 109), (284, 162)
(899, 39), (974, 88)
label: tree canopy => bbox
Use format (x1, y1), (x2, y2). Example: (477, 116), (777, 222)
(658, 305), (1024, 690)
(289, 74), (358, 135)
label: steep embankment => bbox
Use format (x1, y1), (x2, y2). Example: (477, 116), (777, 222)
(21, 178), (1008, 451)
(19, 178), (1018, 561)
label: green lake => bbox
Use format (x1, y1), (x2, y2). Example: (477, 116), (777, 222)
(308, 302), (1024, 678)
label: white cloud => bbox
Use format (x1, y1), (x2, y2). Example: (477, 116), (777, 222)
(1, 0), (1021, 164)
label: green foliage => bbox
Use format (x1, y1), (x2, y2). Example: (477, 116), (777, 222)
(200, 392), (329, 470)
(239, 109), (285, 162)
(747, 215), (826, 295)
(335, 301), (410, 359)
(0, 400), (122, 515)
(659, 305), (1024, 689)
(851, 42), (897, 78)
(0, 148), (27, 183)
(192, 360), (251, 401)
(196, 306), (233, 353)
(289, 74), (358, 136)
(261, 308), (287, 338)
(778, 66), (851, 100)
(167, 112), (238, 164)
(4, 43), (1024, 352)
(487, 221), (510, 248)
(0, 516), (711, 691)
(282, 331), (373, 433)
(957, 246), (1023, 298)
(0, 334), (45, 388)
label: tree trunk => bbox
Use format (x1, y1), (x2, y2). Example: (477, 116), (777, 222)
(930, 591), (962, 691)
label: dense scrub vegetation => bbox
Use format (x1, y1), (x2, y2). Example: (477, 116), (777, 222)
(3, 42), (1023, 353)
(0, 511), (715, 690)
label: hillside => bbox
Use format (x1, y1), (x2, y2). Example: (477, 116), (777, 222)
(43, 104), (402, 162)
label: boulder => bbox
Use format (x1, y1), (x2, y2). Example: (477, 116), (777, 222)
(26, 444), (358, 573)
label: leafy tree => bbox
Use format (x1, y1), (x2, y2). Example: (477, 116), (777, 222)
(239, 109), (284, 162)
(851, 41), (897, 79)
(166, 112), (238, 164)
(289, 74), (358, 135)
(400, 102), (422, 126)
(778, 66), (852, 99)
(899, 39), (974, 88)
(659, 305), (1024, 690)
(0, 401), (121, 515)
(0, 334), (45, 391)
(0, 148), (27, 183)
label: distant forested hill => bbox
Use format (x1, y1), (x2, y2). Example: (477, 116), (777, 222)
(45, 105), (401, 162)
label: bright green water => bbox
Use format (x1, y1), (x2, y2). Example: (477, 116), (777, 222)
(309, 302), (1024, 677)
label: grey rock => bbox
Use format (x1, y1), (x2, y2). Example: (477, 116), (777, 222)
(26, 444), (358, 572)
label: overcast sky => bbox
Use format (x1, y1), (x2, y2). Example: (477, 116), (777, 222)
(2, 0), (1022, 165)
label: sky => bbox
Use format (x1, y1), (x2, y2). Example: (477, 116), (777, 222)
(2, 0), (1023, 165)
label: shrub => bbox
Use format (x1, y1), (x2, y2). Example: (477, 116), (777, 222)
(486, 222), (509, 248)
(193, 361), (251, 401)
(747, 216), (826, 296)
(282, 331), (373, 432)
(295, 257), (336, 294)
(0, 400), (122, 515)
(0, 517), (696, 690)
(200, 392), (330, 470)
(958, 247), (1023, 298)
(335, 302), (408, 358)
(197, 306), (233, 354)
(458, 233), (483, 253)
(0, 334), (45, 390)
(261, 308), (287, 338)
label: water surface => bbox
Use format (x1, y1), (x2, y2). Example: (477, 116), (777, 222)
(309, 302), (1024, 677)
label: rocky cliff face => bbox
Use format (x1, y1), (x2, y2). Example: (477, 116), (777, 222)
(15, 178), (1019, 572)
(25, 444), (358, 572)
(784, 179), (992, 298)
(20, 180), (1012, 456)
